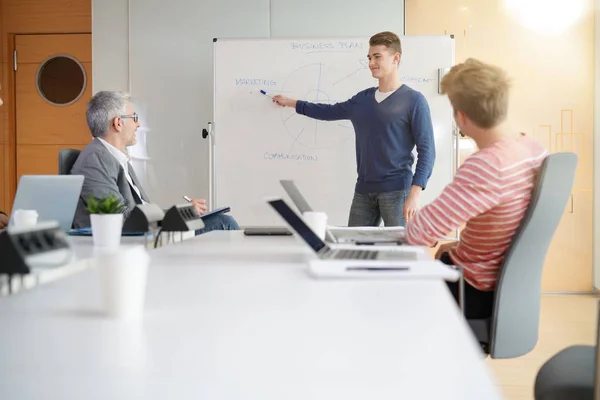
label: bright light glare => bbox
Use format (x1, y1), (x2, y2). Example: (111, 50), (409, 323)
(504, 0), (586, 35)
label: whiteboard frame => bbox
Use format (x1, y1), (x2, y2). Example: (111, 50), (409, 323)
(210, 35), (457, 232)
(210, 37), (218, 209)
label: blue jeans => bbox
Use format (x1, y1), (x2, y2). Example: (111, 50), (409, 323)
(195, 214), (240, 235)
(348, 190), (409, 227)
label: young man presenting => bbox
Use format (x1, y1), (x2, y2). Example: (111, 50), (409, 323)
(273, 31), (435, 227)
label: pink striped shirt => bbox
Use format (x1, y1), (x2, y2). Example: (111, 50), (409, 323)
(406, 136), (549, 291)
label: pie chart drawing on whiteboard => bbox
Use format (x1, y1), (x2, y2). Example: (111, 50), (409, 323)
(279, 63), (360, 150)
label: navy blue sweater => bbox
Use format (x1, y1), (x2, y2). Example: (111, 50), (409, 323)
(296, 85), (435, 194)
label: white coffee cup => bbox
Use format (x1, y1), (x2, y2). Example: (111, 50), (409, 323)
(13, 209), (38, 228)
(303, 211), (328, 240)
(98, 245), (150, 320)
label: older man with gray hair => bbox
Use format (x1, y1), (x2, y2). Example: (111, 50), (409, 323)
(71, 91), (239, 233)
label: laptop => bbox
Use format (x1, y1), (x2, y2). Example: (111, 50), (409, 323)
(10, 175), (84, 231)
(267, 198), (423, 261)
(279, 180), (405, 244)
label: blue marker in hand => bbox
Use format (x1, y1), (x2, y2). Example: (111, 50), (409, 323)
(260, 89), (285, 107)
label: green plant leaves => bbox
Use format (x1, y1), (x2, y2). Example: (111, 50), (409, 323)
(86, 194), (125, 214)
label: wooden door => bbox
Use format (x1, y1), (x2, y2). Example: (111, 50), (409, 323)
(15, 34), (91, 181)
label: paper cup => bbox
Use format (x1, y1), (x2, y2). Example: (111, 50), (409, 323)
(303, 211), (328, 240)
(13, 209), (38, 228)
(98, 245), (150, 320)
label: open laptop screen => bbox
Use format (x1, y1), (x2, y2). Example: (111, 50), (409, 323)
(279, 180), (313, 214)
(267, 198), (326, 253)
(11, 175), (84, 231)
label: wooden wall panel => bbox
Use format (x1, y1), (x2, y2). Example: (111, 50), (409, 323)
(16, 144), (86, 179)
(0, 61), (6, 144)
(16, 63), (92, 145)
(2, 0), (91, 63)
(4, 0), (90, 33)
(0, 144), (5, 213)
(542, 191), (594, 291)
(0, 0), (2, 55)
(0, 0), (91, 212)
(2, 37), (16, 213)
(0, 0), (5, 212)
(16, 34), (92, 63)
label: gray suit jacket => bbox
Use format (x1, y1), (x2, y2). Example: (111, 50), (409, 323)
(71, 138), (150, 228)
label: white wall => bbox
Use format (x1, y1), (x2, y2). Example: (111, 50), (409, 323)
(92, 0), (405, 209)
(91, 0), (130, 92)
(269, 0), (405, 38)
(129, 0), (271, 205)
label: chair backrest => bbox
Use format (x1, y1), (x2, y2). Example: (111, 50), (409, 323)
(58, 149), (81, 175)
(489, 152), (577, 358)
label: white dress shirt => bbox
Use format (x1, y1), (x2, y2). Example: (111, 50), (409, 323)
(98, 138), (147, 204)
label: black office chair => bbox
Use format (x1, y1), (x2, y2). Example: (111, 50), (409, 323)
(58, 149), (81, 175)
(534, 300), (599, 400)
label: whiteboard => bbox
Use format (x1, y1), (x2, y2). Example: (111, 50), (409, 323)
(213, 36), (455, 226)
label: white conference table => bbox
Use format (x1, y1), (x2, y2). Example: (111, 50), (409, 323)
(0, 231), (503, 399)
(1, 231), (188, 296)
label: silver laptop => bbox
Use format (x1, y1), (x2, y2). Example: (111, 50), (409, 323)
(10, 175), (84, 231)
(267, 198), (419, 261)
(279, 180), (405, 244)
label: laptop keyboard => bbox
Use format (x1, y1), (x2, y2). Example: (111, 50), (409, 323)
(334, 249), (378, 260)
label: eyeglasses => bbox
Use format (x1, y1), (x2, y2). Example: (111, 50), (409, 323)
(121, 113), (139, 123)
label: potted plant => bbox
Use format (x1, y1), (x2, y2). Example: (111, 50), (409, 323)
(86, 194), (125, 248)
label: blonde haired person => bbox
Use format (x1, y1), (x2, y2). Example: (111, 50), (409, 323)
(273, 32), (435, 228)
(405, 58), (548, 318)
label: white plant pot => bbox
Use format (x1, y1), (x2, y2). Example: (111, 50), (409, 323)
(90, 214), (124, 248)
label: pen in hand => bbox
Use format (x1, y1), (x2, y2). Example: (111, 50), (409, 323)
(260, 89), (285, 107)
(183, 195), (207, 215)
